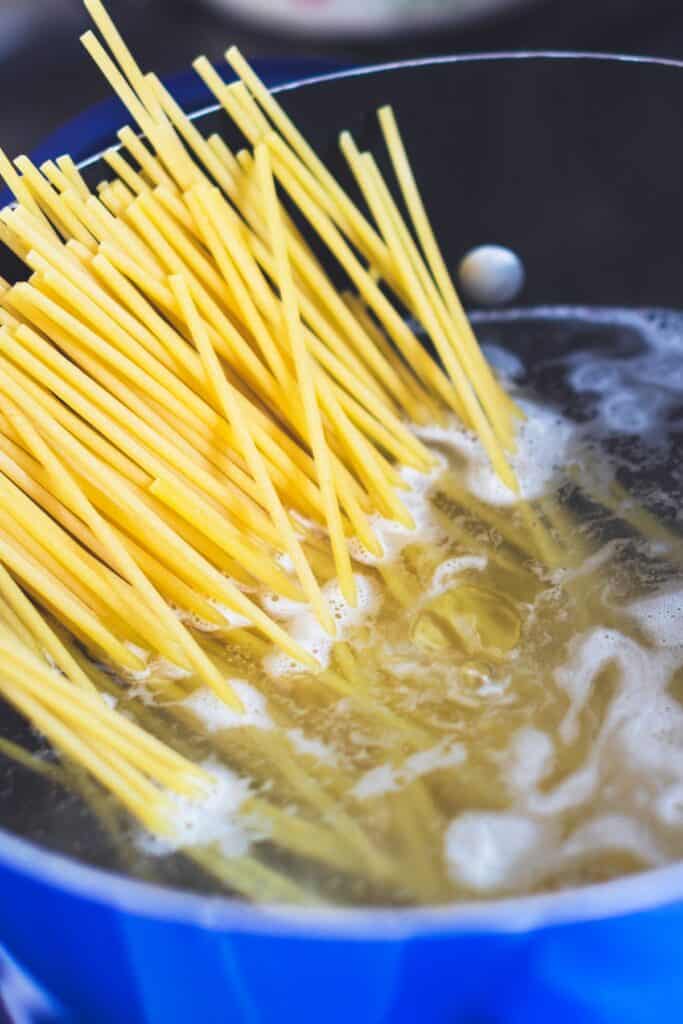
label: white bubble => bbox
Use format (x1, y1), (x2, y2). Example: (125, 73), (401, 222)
(353, 740), (466, 800)
(507, 727), (554, 793)
(570, 360), (623, 395)
(415, 402), (574, 508)
(136, 761), (260, 857)
(444, 812), (551, 891)
(600, 391), (659, 434)
(287, 728), (338, 766)
(429, 555), (487, 597)
(482, 343), (525, 381)
(182, 680), (272, 733)
(263, 574), (378, 676)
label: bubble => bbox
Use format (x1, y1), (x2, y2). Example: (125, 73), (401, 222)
(183, 680), (272, 733)
(415, 402), (574, 507)
(353, 740), (466, 800)
(570, 360), (623, 394)
(136, 761), (260, 857)
(263, 574), (378, 676)
(287, 729), (338, 766)
(600, 391), (659, 434)
(444, 812), (552, 891)
(482, 343), (525, 381)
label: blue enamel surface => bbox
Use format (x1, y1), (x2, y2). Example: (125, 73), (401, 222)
(1, 847), (683, 1023)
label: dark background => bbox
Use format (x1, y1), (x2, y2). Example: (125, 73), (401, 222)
(2, 0), (683, 156)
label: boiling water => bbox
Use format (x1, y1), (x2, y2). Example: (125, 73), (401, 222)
(2, 307), (683, 906)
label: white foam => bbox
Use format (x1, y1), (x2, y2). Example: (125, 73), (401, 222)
(153, 659), (192, 681)
(562, 813), (665, 867)
(403, 740), (467, 777)
(287, 728), (338, 765)
(125, 655), (192, 696)
(656, 784), (683, 826)
(507, 727), (554, 793)
(527, 628), (683, 820)
(428, 306), (683, 884)
(627, 588), (683, 648)
(429, 555), (487, 597)
(554, 307), (683, 439)
(632, 351), (683, 391)
(352, 763), (398, 799)
(444, 812), (551, 892)
(210, 603), (252, 630)
(600, 390), (661, 434)
(482, 343), (525, 382)
(182, 680), (272, 732)
(570, 360), (624, 395)
(263, 574), (378, 676)
(415, 402), (574, 508)
(353, 740), (466, 799)
(348, 460), (445, 567)
(137, 761), (258, 857)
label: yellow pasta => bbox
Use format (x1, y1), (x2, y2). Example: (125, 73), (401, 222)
(170, 273), (334, 633)
(256, 144), (356, 606)
(0, 0), (542, 872)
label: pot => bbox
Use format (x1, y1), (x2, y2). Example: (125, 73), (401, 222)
(1, 52), (683, 1024)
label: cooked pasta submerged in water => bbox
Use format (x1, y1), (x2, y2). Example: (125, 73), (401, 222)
(0, 0), (682, 906)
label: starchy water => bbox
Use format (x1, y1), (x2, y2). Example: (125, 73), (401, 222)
(2, 307), (683, 906)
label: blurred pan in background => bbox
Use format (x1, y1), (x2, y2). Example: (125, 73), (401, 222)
(201, 0), (538, 38)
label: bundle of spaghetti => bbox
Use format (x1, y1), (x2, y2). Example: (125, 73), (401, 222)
(1, 185), (398, 601)
(0, 0), (540, 867)
(0, 355), (316, 669)
(42, 611), (421, 896)
(0, 64), (518, 635)
(196, 51), (520, 436)
(76, 0), (517, 476)
(0, 565), (210, 833)
(0, 706), (332, 904)
(69, 631), (438, 896)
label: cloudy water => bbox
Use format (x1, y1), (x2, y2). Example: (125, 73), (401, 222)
(1, 307), (683, 906)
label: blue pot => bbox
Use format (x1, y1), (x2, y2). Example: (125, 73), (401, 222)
(2, 826), (683, 1023)
(2, 52), (683, 1023)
